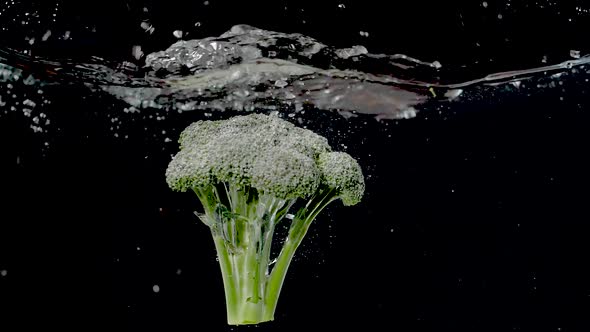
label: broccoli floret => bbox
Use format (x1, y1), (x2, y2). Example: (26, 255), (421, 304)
(166, 113), (365, 325)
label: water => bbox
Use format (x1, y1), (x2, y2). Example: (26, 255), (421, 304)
(2, 4), (590, 332)
(3, 23), (590, 132)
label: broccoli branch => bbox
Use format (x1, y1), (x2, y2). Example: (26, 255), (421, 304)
(166, 113), (364, 325)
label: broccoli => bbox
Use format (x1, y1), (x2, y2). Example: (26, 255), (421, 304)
(165, 113), (365, 325)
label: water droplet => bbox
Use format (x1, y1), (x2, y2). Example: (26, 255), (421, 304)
(274, 80), (288, 88)
(0, 270), (7, 277)
(444, 89), (463, 99)
(132, 45), (143, 60)
(152, 285), (160, 293)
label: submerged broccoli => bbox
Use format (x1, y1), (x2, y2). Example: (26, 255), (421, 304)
(166, 113), (365, 325)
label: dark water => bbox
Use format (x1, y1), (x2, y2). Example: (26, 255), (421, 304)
(1, 1), (590, 331)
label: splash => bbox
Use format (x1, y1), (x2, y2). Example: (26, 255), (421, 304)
(1, 24), (590, 125)
(91, 24), (590, 120)
(102, 24), (442, 120)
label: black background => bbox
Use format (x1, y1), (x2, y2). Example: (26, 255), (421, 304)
(1, 1), (590, 331)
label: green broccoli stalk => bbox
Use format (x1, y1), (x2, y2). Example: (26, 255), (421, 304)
(165, 113), (365, 325)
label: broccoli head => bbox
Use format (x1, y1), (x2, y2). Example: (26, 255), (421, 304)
(166, 113), (364, 325)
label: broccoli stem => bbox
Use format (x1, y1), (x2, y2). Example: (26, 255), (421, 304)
(197, 184), (337, 325)
(212, 234), (239, 320)
(262, 186), (337, 322)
